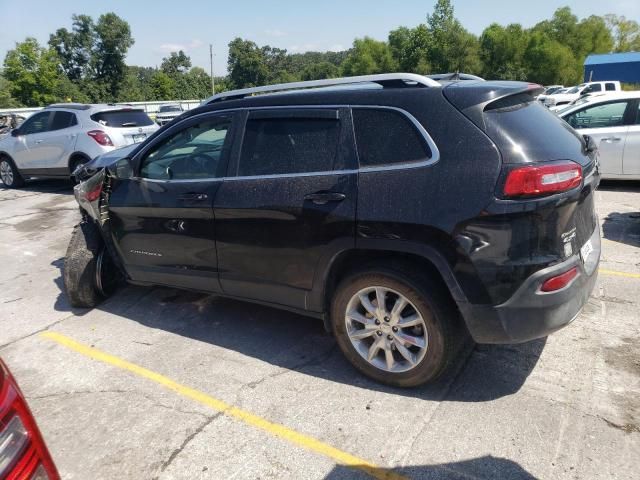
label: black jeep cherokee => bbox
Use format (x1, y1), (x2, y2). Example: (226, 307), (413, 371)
(64, 74), (601, 387)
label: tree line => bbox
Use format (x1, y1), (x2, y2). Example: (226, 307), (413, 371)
(2, 1), (640, 108)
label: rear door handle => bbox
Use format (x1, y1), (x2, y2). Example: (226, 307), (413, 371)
(303, 192), (346, 205)
(602, 137), (622, 142)
(178, 192), (209, 202)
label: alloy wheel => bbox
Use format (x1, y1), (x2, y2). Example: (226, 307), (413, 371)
(0, 160), (14, 186)
(344, 286), (428, 373)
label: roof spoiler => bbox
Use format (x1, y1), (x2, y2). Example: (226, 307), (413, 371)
(443, 81), (544, 128)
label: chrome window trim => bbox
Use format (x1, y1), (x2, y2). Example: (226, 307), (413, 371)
(133, 104), (440, 182)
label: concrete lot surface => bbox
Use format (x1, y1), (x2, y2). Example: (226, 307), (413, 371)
(0, 179), (638, 479)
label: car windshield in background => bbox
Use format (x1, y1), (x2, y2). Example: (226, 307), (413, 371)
(91, 110), (154, 128)
(566, 86), (581, 94)
(159, 106), (182, 113)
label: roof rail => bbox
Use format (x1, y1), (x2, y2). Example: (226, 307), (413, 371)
(44, 103), (92, 110)
(203, 73), (441, 104)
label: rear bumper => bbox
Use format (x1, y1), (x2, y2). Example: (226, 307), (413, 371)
(460, 223), (601, 344)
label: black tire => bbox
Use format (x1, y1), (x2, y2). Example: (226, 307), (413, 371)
(0, 156), (25, 188)
(69, 156), (88, 183)
(331, 265), (463, 387)
(63, 221), (117, 308)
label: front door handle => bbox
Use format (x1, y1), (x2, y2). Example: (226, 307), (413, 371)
(178, 192), (209, 202)
(304, 192), (346, 205)
(602, 137), (622, 143)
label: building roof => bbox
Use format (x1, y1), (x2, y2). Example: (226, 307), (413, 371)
(584, 52), (640, 66)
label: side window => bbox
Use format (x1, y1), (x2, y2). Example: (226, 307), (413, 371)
(564, 101), (629, 129)
(353, 109), (431, 167)
(637, 104), (640, 125)
(589, 84), (602, 92)
(50, 111), (77, 131)
(20, 112), (52, 135)
(140, 117), (232, 180)
(238, 114), (340, 176)
(605, 83), (616, 91)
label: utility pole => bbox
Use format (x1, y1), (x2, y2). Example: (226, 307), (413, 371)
(210, 44), (215, 95)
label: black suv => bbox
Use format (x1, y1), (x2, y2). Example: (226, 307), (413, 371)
(64, 74), (601, 387)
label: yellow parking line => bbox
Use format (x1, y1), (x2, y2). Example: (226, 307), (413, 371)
(40, 331), (407, 480)
(599, 268), (640, 279)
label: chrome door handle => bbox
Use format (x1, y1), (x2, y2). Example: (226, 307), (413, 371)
(178, 192), (208, 201)
(304, 192), (346, 205)
(602, 137), (622, 142)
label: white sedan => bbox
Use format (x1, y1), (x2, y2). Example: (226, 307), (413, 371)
(560, 92), (640, 180)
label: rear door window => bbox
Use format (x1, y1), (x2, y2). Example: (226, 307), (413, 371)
(238, 111), (341, 176)
(50, 111), (77, 131)
(353, 109), (431, 167)
(91, 110), (154, 128)
(564, 101), (629, 129)
(605, 83), (616, 91)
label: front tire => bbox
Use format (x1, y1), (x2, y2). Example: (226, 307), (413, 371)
(331, 266), (461, 387)
(63, 221), (118, 308)
(0, 157), (24, 188)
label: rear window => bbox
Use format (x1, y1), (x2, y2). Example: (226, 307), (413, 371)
(91, 110), (154, 128)
(483, 94), (588, 165)
(353, 109), (431, 167)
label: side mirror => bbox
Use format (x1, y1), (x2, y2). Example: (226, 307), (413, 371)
(10, 129), (21, 137)
(113, 157), (134, 179)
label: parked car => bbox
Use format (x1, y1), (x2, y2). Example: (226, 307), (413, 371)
(560, 91), (640, 180)
(542, 81), (621, 108)
(65, 73), (600, 387)
(0, 104), (159, 188)
(537, 85), (565, 103)
(155, 104), (184, 126)
(0, 113), (27, 138)
(0, 359), (60, 479)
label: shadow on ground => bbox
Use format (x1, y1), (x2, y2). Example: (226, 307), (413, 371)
(51, 256), (546, 402)
(0, 178), (74, 194)
(602, 211), (640, 248)
(325, 455), (536, 479)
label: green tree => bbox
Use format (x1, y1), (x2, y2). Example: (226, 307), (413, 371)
(3, 38), (62, 106)
(605, 15), (640, 52)
(227, 38), (269, 88)
(480, 23), (529, 80)
(301, 61), (339, 80)
(93, 13), (135, 100)
(149, 71), (175, 100)
(48, 14), (95, 82)
(425, 0), (481, 73)
(161, 50), (191, 75)
(0, 75), (22, 108)
(524, 32), (579, 85)
(341, 37), (397, 76)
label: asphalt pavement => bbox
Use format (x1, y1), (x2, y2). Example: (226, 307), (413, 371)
(0, 179), (638, 480)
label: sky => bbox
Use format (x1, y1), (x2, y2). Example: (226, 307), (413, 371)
(0, 0), (638, 75)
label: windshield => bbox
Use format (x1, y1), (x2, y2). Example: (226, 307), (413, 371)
(566, 86), (581, 94)
(159, 105), (182, 113)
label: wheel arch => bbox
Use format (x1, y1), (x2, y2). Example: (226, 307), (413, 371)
(67, 152), (92, 174)
(312, 243), (470, 332)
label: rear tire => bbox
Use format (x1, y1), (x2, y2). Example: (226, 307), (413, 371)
(63, 221), (118, 308)
(331, 265), (462, 387)
(0, 157), (24, 188)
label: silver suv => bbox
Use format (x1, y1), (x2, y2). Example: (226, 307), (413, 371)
(155, 104), (184, 126)
(0, 103), (158, 188)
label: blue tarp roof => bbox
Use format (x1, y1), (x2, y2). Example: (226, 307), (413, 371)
(584, 52), (640, 65)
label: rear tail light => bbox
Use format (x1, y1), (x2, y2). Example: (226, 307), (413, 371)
(87, 130), (113, 146)
(540, 266), (579, 292)
(0, 360), (60, 480)
(85, 182), (103, 202)
(503, 161), (582, 198)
